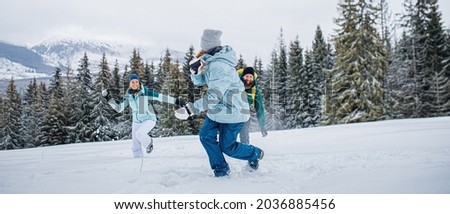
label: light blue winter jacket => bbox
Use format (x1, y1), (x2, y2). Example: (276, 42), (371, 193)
(191, 45), (250, 123)
(108, 84), (176, 123)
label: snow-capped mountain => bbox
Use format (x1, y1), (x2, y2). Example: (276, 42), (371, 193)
(0, 38), (187, 84)
(29, 38), (129, 73)
(0, 41), (54, 80)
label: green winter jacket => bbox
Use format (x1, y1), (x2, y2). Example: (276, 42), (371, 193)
(237, 69), (266, 130)
(108, 84), (176, 123)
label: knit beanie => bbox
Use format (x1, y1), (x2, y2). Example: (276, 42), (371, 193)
(201, 29), (222, 51)
(129, 73), (140, 81)
(242, 67), (255, 77)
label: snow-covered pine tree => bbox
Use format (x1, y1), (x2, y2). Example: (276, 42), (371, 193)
(442, 30), (450, 116)
(160, 60), (191, 136)
(91, 53), (116, 141)
(32, 83), (48, 146)
(41, 68), (67, 146)
(276, 29), (289, 129)
(153, 57), (164, 92)
(236, 54), (246, 70)
(310, 26), (329, 127)
(0, 78), (22, 149)
(322, 43), (336, 124)
(253, 57), (263, 73)
(61, 61), (78, 144)
(326, 0), (387, 124)
(263, 50), (280, 131)
(151, 50), (172, 137)
(379, 0), (393, 55)
(422, 1), (450, 116)
(410, 0), (430, 117)
(386, 32), (415, 118)
(21, 78), (38, 148)
(285, 36), (303, 129)
(182, 46), (196, 102)
(129, 49), (144, 77)
(265, 29), (288, 130)
(111, 60), (121, 93)
(72, 53), (95, 143)
(142, 61), (156, 89)
(181, 46), (204, 134)
(300, 50), (315, 128)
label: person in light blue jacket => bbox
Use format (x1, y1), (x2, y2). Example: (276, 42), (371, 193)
(102, 73), (185, 158)
(187, 29), (264, 177)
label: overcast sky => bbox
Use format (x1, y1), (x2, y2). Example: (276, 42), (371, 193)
(1, 0), (450, 64)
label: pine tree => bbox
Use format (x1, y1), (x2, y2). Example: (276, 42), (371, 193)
(181, 46), (204, 134)
(236, 54), (246, 70)
(386, 32), (416, 118)
(30, 82), (48, 147)
(422, 1), (450, 116)
(151, 50), (172, 137)
(154, 55), (166, 92)
(0, 78), (22, 149)
(129, 49), (144, 76)
(325, 0), (388, 124)
(253, 57), (263, 73)
(182, 46), (196, 102)
(72, 53), (95, 143)
(142, 61), (155, 89)
(116, 64), (132, 140)
(285, 36), (303, 129)
(266, 29), (288, 130)
(379, 0), (393, 54)
(21, 78), (38, 147)
(263, 50), (280, 130)
(310, 26), (329, 126)
(91, 53), (116, 141)
(411, 0), (430, 117)
(276, 29), (288, 128)
(111, 60), (121, 92)
(62, 61), (78, 144)
(41, 68), (67, 146)
(160, 61), (190, 136)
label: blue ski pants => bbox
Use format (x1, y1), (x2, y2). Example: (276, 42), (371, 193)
(199, 116), (260, 176)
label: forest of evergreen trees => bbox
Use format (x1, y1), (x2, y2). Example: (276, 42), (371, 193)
(1, 0), (449, 150)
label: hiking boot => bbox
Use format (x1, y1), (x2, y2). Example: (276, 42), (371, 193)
(248, 149), (264, 171)
(146, 138), (153, 154)
(214, 170), (230, 178)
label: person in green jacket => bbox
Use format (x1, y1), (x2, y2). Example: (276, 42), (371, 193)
(237, 67), (268, 144)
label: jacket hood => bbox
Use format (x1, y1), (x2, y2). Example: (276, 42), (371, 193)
(202, 45), (237, 67)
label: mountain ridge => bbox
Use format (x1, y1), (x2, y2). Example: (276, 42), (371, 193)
(0, 38), (187, 82)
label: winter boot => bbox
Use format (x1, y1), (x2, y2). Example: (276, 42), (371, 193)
(146, 137), (153, 154)
(248, 149), (264, 171)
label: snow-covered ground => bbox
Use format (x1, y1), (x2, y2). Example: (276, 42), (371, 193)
(1, 117), (449, 194)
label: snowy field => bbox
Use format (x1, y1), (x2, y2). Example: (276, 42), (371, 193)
(1, 117), (449, 194)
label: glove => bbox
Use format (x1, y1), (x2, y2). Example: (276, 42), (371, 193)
(189, 58), (205, 75)
(175, 98), (186, 107)
(101, 89), (112, 100)
(261, 128), (268, 137)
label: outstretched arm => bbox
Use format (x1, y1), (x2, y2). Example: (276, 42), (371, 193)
(108, 97), (129, 113)
(145, 88), (177, 105)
